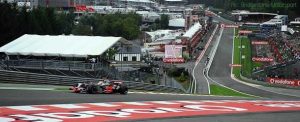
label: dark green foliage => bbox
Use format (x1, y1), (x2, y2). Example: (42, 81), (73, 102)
(91, 13), (141, 40)
(0, 3), (142, 46)
(167, 67), (189, 77)
(0, 3), (75, 46)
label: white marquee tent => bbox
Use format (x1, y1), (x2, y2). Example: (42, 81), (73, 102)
(0, 34), (126, 58)
(182, 22), (202, 39)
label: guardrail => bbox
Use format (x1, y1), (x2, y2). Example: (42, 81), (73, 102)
(1, 60), (108, 71)
(0, 70), (184, 93)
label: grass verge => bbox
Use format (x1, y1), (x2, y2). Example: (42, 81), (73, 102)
(233, 34), (241, 79)
(210, 84), (254, 98)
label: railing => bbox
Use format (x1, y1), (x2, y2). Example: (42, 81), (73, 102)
(1, 60), (108, 71)
(0, 70), (184, 93)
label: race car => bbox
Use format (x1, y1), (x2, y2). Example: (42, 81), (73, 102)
(70, 80), (128, 95)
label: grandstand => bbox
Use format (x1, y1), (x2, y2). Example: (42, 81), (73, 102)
(251, 30), (300, 80)
(231, 11), (277, 23)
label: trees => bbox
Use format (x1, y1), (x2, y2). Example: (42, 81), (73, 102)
(0, 3), (142, 46)
(79, 13), (142, 40)
(160, 14), (169, 29)
(0, 3), (20, 46)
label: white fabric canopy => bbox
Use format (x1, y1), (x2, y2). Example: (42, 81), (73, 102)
(169, 18), (185, 27)
(0, 34), (125, 57)
(182, 22), (202, 39)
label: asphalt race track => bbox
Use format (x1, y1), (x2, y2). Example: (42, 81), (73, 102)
(1, 89), (300, 122)
(0, 89), (252, 106)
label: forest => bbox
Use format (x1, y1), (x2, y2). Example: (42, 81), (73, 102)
(0, 3), (143, 46)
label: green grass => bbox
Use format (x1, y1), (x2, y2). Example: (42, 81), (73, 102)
(233, 29), (254, 78)
(240, 37), (252, 77)
(175, 77), (190, 90)
(253, 62), (263, 68)
(233, 33), (241, 79)
(210, 84), (254, 98)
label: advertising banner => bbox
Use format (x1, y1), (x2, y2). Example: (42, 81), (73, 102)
(239, 30), (253, 34)
(266, 77), (300, 87)
(252, 57), (274, 62)
(76, 5), (95, 12)
(251, 41), (269, 45)
(164, 45), (183, 58)
(163, 58), (185, 63)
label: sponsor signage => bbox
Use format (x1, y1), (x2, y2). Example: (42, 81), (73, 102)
(229, 64), (242, 67)
(164, 45), (184, 63)
(239, 30), (253, 34)
(76, 5), (95, 12)
(1, 100), (300, 122)
(163, 58), (185, 63)
(221, 24), (239, 28)
(252, 57), (274, 62)
(251, 41), (269, 45)
(164, 45), (183, 58)
(225, 25), (239, 28)
(266, 77), (300, 87)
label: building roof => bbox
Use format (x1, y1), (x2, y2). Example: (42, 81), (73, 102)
(0, 34), (126, 57)
(120, 0), (155, 3)
(169, 18), (185, 27)
(290, 21), (300, 24)
(182, 22), (202, 39)
(136, 11), (160, 17)
(146, 30), (173, 41)
(232, 11), (278, 16)
(165, 0), (185, 2)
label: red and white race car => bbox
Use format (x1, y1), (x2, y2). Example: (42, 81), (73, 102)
(70, 80), (128, 95)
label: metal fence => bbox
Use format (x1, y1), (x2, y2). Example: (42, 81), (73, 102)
(1, 60), (110, 71)
(0, 70), (184, 93)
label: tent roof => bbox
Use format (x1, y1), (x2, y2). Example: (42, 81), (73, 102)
(182, 22), (202, 39)
(169, 18), (185, 27)
(0, 34), (126, 57)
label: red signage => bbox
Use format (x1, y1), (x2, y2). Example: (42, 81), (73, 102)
(252, 57), (274, 62)
(76, 5), (95, 12)
(239, 30), (253, 34)
(220, 24), (239, 28)
(1, 100), (300, 122)
(229, 64), (242, 67)
(251, 41), (269, 45)
(225, 25), (239, 28)
(266, 77), (300, 87)
(163, 58), (185, 63)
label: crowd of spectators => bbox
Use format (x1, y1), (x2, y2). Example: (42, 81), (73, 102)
(251, 30), (300, 80)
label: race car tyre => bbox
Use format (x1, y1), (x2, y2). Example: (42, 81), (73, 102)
(97, 86), (103, 94)
(119, 85), (128, 95)
(87, 85), (98, 94)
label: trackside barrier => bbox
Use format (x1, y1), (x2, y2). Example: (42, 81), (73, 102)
(0, 70), (184, 93)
